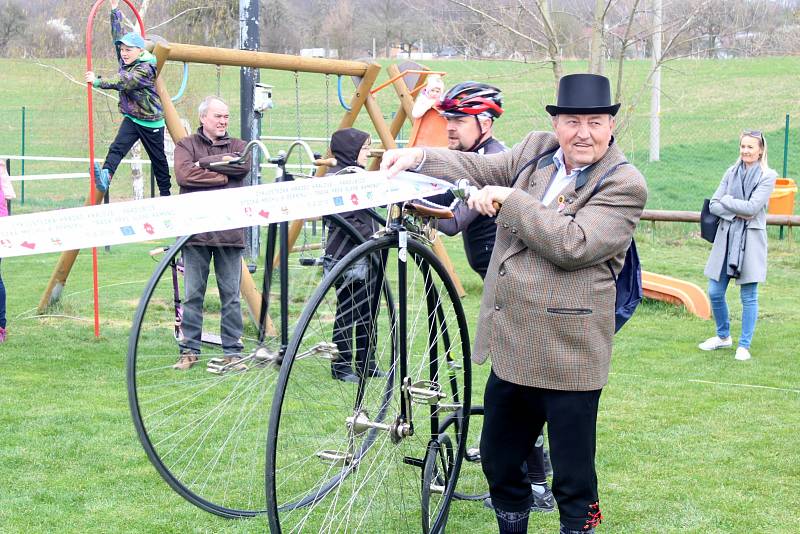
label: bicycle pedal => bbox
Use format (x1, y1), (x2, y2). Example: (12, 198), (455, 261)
(316, 449), (354, 467)
(252, 346), (282, 365)
(298, 257), (323, 267)
(436, 402), (462, 412)
(403, 456), (424, 468)
(406, 380), (446, 405)
(206, 358), (227, 374)
(297, 341), (339, 360)
(428, 482), (445, 494)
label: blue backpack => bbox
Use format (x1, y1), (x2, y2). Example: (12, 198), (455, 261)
(591, 162), (643, 333)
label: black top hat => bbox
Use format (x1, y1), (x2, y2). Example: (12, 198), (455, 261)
(545, 73), (621, 117)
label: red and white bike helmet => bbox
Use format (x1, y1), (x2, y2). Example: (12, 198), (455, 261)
(436, 82), (504, 120)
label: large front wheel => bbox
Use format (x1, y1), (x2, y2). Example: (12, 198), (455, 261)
(267, 235), (472, 533)
(127, 214), (370, 517)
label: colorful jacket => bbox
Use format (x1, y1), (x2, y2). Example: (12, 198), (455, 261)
(93, 8), (163, 122)
(0, 162), (11, 217)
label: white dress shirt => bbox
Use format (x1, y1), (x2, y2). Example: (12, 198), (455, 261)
(541, 148), (588, 206)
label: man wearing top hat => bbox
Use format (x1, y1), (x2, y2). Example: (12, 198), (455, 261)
(381, 73), (647, 534)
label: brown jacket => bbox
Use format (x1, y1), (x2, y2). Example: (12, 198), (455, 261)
(420, 131), (647, 391)
(174, 128), (250, 247)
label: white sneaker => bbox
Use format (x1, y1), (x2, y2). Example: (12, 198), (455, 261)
(735, 347), (752, 361)
(698, 336), (733, 351)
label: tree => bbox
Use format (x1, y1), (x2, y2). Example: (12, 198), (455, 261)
(0, 1), (28, 55)
(322, 0), (356, 58)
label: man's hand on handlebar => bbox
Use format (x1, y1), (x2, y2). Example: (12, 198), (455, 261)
(467, 186), (514, 217)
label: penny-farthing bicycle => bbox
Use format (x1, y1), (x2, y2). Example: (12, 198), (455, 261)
(126, 140), (382, 518)
(266, 196), (473, 533)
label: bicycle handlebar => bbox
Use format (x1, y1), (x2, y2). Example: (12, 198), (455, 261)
(450, 179), (501, 210)
(207, 139), (336, 170)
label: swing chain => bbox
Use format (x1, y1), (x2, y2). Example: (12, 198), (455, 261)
(325, 74), (331, 149)
(294, 71), (301, 142)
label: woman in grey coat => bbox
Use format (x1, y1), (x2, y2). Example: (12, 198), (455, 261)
(698, 130), (777, 361)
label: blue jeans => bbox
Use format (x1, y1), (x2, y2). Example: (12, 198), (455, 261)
(708, 272), (758, 349)
(179, 245), (244, 355)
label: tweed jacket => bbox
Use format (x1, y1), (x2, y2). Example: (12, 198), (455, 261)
(419, 131), (648, 391)
(704, 165), (776, 285)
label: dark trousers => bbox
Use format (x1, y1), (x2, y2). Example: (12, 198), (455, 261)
(103, 116), (172, 196)
(331, 258), (383, 376)
(525, 431), (547, 485)
(0, 259), (5, 328)
(480, 369), (602, 531)
(179, 245), (244, 355)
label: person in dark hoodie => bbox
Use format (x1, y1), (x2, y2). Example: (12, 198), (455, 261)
(85, 0), (172, 197)
(323, 128), (385, 383)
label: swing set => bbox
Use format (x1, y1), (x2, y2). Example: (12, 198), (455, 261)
(38, 0), (462, 335)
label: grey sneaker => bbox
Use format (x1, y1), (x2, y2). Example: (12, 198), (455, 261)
(530, 484), (555, 513)
(483, 484), (554, 514)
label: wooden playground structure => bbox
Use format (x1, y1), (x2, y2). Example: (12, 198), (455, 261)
(38, 38), (463, 326)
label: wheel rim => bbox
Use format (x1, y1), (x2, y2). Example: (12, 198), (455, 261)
(267, 236), (471, 533)
(127, 216), (367, 517)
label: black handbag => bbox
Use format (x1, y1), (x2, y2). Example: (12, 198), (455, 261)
(700, 198), (720, 243)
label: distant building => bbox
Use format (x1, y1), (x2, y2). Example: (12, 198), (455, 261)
(299, 48), (338, 59)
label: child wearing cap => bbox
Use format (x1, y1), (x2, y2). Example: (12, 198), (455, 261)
(84, 0), (172, 197)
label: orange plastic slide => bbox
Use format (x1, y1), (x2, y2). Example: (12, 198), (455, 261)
(642, 271), (711, 320)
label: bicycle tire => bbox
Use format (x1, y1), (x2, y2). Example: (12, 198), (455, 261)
(127, 214), (369, 517)
(266, 234), (472, 533)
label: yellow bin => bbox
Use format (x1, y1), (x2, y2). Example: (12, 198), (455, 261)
(768, 178), (797, 215)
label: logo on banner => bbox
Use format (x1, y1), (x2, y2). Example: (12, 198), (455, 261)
(351, 193), (359, 206)
(333, 196), (344, 206)
(120, 226), (135, 236)
(144, 223), (155, 235)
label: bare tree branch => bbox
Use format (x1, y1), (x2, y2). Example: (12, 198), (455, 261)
(148, 6), (215, 32)
(445, 0), (549, 51)
(33, 61), (119, 102)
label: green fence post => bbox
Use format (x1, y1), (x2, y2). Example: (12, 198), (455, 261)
(780, 114), (790, 240)
(20, 106), (26, 205)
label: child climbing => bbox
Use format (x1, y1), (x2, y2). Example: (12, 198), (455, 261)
(84, 0), (172, 197)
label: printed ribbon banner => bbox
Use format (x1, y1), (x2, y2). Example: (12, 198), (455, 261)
(0, 171), (454, 259)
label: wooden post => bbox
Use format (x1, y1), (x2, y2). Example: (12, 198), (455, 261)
(384, 63), (466, 298)
(240, 259), (276, 336)
(38, 188), (105, 312)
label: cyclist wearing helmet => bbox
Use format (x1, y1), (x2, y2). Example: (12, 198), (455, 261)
(427, 82), (506, 279)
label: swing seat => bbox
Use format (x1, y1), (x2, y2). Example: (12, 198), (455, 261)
(407, 108), (448, 148)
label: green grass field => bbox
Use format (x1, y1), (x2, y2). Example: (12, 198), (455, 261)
(1, 55), (799, 533)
